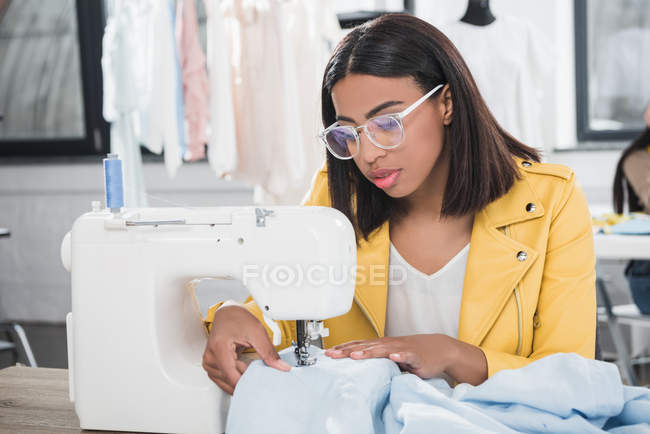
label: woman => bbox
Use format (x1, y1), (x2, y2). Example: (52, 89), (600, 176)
(613, 103), (650, 314)
(202, 14), (596, 395)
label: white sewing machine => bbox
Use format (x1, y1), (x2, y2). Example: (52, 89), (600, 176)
(60, 204), (356, 433)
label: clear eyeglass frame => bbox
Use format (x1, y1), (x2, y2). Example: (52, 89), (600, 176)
(318, 83), (446, 160)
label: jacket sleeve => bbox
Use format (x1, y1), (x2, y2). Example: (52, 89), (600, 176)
(203, 161), (330, 352)
(481, 173), (597, 377)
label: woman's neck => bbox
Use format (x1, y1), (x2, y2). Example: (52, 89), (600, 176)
(403, 147), (450, 220)
(394, 147), (474, 239)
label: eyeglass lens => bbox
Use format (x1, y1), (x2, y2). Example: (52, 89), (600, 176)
(325, 116), (402, 158)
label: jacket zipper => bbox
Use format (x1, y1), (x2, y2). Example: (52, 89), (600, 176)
(503, 225), (523, 356)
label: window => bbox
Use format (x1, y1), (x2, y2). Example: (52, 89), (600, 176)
(335, 0), (414, 29)
(575, 0), (650, 142)
(0, 0), (108, 157)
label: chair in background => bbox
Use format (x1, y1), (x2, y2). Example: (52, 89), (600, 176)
(597, 277), (650, 386)
(0, 227), (38, 367)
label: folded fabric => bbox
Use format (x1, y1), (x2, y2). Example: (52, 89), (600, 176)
(226, 347), (400, 434)
(226, 350), (650, 434)
(386, 353), (650, 433)
(608, 217), (650, 235)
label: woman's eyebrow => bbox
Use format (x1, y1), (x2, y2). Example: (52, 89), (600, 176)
(365, 100), (403, 119)
(335, 100), (404, 124)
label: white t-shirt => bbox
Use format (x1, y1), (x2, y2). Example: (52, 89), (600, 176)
(385, 241), (470, 338)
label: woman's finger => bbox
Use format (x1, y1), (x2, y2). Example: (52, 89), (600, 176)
(208, 344), (243, 389)
(347, 343), (392, 360)
(235, 359), (249, 375)
(328, 342), (390, 359)
(389, 351), (420, 368)
(330, 340), (376, 350)
(325, 340), (378, 358)
(202, 359), (225, 381)
(208, 373), (234, 396)
(248, 326), (291, 372)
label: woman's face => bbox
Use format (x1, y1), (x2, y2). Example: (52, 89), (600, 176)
(330, 74), (452, 199)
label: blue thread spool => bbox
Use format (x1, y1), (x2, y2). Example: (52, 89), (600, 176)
(103, 154), (124, 213)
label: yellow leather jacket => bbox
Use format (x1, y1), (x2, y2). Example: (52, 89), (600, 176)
(205, 157), (596, 378)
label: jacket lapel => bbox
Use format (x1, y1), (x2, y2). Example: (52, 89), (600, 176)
(353, 170), (545, 344)
(457, 174), (544, 346)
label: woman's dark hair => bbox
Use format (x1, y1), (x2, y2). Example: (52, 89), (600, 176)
(613, 128), (650, 213)
(321, 14), (540, 242)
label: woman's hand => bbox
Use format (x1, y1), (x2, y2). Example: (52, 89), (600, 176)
(324, 334), (488, 385)
(202, 305), (291, 395)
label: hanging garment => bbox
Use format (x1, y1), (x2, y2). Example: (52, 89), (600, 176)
(217, 0), (342, 204)
(270, 0), (343, 205)
(440, 16), (553, 152)
(204, 0), (238, 177)
(103, 0), (185, 187)
(102, 0), (151, 207)
(170, 1), (188, 162)
(176, 0), (210, 161)
(143, 0), (184, 178)
(222, 0), (289, 200)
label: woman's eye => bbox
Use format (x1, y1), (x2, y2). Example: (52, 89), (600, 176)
(372, 117), (399, 131)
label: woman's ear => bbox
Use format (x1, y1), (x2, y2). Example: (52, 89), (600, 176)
(440, 84), (453, 126)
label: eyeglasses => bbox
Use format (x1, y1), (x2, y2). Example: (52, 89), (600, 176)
(318, 83), (446, 160)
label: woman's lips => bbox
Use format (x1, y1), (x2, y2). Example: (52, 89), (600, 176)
(373, 169), (401, 189)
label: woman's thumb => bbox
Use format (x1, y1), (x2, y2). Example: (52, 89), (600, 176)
(251, 332), (292, 371)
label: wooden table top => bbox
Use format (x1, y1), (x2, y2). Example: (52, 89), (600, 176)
(0, 366), (136, 434)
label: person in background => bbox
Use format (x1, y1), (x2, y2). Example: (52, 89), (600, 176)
(613, 103), (650, 314)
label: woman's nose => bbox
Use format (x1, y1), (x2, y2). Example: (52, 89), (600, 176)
(358, 130), (387, 164)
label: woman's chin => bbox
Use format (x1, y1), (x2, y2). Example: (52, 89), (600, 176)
(381, 185), (412, 198)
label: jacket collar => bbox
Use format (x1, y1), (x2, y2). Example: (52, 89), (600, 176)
(352, 160), (545, 344)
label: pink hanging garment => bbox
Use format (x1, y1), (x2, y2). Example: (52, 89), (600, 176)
(176, 0), (210, 161)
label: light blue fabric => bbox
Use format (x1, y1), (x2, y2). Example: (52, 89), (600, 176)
(386, 353), (650, 433)
(226, 350), (650, 433)
(608, 217), (650, 235)
(226, 347), (400, 434)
